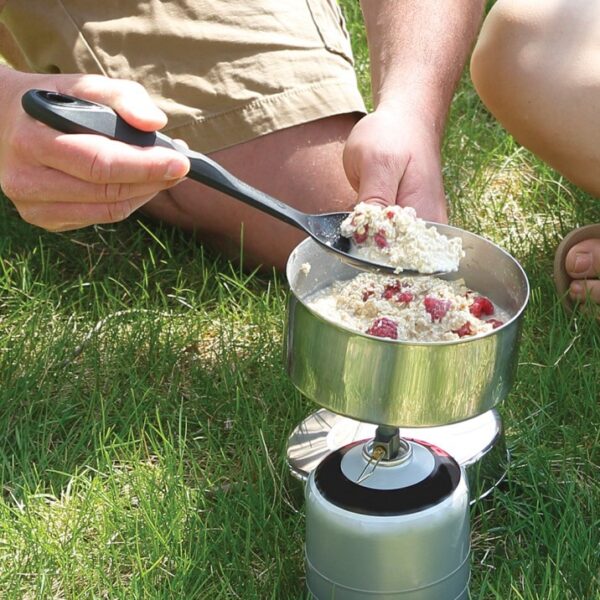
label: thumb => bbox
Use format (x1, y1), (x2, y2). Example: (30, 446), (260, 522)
(356, 156), (405, 208)
(60, 76), (167, 132)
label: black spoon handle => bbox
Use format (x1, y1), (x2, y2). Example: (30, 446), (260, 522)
(21, 89), (310, 230)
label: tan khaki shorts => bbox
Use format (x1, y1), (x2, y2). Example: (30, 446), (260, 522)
(0, 0), (366, 153)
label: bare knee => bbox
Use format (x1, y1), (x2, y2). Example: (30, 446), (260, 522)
(470, 0), (554, 131)
(471, 0), (600, 195)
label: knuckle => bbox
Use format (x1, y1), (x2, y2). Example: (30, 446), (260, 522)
(15, 203), (34, 224)
(88, 148), (113, 183)
(0, 169), (29, 203)
(372, 149), (400, 171)
(104, 199), (133, 223)
(0, 171), (19, 201)
(97, 182), (126, 203)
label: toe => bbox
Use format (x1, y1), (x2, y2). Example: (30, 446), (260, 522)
(565, 239), (600, 279)
(569, 279), (600, 304)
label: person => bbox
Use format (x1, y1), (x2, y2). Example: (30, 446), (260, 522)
(0, 1), (485, 272)
(470, 0), (600, 308)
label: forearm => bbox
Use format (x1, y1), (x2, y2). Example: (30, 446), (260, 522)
(360, 0), (484, 138)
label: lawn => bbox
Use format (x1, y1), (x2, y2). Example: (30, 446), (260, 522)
(0, 2), (598, 599)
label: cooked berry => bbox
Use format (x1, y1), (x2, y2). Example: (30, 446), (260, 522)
(362, 289), (375, 301)
(366, 317), (398, 339)
(374, 230), (388, 248)
(453, 322), (473, 337)
(424, 296), (451, 321)
(487, 319), (504, 329)
(385, 209), (395, 219)
(469, 295), (494, 317)
(353, 227), (368, 244)
(382, 280), (402, 299)
(396, 291), (414, 304)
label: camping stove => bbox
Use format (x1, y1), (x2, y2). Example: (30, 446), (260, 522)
(284, 226), (529, 600)
(287, 407), (508, 505)
(305, 426), (470, 599)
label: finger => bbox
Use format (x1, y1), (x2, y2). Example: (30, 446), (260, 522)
(16, 193), (158, 232)
(5, 164), (183, 205)
(58, 76), (167, 132)
(27, 128), (189, 184)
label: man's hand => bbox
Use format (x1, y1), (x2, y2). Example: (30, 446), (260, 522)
(353, 0), (484, 224)
(0, 70), (190, 231)
(342, 104), (447, 223)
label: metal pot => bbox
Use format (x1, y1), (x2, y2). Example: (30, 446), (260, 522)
(285, 224), (529, 428)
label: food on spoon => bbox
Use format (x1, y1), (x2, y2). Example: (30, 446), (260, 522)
(306, 272), (507, 342)
(340, 202), (464, 273)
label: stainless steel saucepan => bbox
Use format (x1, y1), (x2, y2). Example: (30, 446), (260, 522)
(285, 225), (529, 428)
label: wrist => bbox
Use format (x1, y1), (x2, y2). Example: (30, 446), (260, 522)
(373, 98), (446, 145)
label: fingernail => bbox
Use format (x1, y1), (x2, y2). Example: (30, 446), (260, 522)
(572, 252), (592, 273)
(166, 160), (187, 180)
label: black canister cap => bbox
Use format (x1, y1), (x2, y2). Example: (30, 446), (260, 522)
(314, 439), (462, 516)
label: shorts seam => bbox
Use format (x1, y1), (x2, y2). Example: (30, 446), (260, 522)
(163, 79), (359, 134)
(55, 0), (107, 76)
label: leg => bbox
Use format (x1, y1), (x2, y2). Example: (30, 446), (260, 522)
(471, 0), (600, 304)
(143, 113), (361, 272)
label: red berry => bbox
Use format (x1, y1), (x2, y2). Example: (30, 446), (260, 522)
(453, 322), (473, 338)
(374, 230), (388, 248)
(385, 209), (395, 219)
(366, 317), (398, 339)
(382, 281), (402, 299)
(424, 296), (451, 322)
(469, 296), (494, 318)
(487, 319), (504, 329)
(362, 289), (375, 301)
(353, 228), (368, 244)
(396, 292), (414, 304)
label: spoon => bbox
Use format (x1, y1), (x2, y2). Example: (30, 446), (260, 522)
(21, 89), (438, 275)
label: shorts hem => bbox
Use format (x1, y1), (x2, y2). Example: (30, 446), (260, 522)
(164, 79), (367, 154)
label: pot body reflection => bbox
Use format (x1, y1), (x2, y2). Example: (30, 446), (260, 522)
(285, 225), (529, 428)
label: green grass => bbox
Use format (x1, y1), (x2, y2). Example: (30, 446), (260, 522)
(0, 3), (599, 599)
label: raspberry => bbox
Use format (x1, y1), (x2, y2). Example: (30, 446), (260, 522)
(396, 291), (414, 304)
(385, 209), (395, 220)
(424, 296), (451, 322)
(366, 317), (398, 339)
(453, 322), (473, 338)
(374, 230), (388, 248)
(469, 296), (494, 317)
(382, 281), (402, 299)
(487, 319), (504, 329)
(353, 227), (368, 244)
(362, 289), (375, 301)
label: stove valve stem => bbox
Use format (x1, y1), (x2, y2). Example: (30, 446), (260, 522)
(372, 425), (403, 461)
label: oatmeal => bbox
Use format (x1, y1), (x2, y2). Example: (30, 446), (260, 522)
(340, 202), (464, 273)
(306, 272), (508, 342)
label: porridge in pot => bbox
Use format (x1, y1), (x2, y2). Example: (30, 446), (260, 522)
(306, 272), (508, 342)
(340, 202), (464, 273)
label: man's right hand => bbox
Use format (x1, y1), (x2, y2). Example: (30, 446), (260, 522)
(0, 70), (190, 231)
